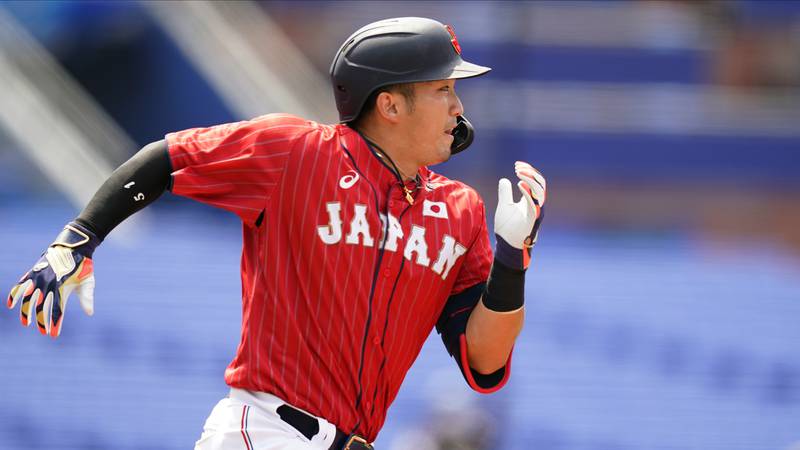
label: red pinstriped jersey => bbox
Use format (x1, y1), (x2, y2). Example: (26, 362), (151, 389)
(166, 113), (505, 440)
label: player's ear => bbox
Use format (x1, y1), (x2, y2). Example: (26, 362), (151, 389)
(374, 91), (401, 123)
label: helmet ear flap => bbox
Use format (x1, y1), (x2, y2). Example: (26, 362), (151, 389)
(450, 115), (474, 154)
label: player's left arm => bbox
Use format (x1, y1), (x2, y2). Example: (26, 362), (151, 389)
(436, 162), (545, 390)
(465, 296), (524, 374)
(466, 161), (545, 374)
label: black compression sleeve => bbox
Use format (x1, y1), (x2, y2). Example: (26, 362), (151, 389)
(75, 140), (172, 240)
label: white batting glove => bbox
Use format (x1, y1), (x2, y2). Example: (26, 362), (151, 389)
(494, 161), (546, 270)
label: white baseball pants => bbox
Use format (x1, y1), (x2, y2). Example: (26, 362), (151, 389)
(195, 389), (340, 450)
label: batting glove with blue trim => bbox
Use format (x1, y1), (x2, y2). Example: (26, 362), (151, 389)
(494, 161), (546, 270)
(7, 222), (100, 337)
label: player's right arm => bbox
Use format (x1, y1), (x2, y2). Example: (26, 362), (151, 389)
(7, 140), (172, 337)
(7, 114), (307, 337)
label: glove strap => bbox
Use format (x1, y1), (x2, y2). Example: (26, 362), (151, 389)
(494, 235), (530, 271)
(51, 221), (101, 258)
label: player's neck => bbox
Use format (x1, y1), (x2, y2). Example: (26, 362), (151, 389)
(356, 126), (420, 182)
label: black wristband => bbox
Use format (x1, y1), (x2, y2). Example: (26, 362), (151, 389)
(482, 259), (525, 312)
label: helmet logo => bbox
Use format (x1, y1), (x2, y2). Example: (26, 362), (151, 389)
(445, 25), (461, 55)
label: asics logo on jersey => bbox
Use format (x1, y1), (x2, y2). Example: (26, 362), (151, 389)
(339, 170), (360, 189)
(317, 202), (467, 280)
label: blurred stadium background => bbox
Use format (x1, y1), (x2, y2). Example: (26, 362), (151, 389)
(1, 1), (799, 449)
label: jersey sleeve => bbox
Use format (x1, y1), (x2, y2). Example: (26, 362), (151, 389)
(450, 196), (493, 295)
(166, 114), (311, 225)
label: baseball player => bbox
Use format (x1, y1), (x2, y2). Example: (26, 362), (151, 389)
(7, 17), (545, 450)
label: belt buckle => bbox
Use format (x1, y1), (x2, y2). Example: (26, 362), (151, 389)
(343, 434), (372, 450)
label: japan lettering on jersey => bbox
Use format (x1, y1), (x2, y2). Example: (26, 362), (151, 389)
(166, 114), (507, 441)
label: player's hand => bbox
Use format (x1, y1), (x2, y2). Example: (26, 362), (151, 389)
(494, 161), (546, 270)
(7, 222), (100, 337)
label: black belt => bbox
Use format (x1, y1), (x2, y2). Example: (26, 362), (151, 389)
(276, 404), (373, 450)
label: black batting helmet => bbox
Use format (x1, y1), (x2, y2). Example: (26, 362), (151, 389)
(330, 17), (491, 153)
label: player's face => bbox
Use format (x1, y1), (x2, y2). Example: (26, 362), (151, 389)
(399, 79), (463, 167)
